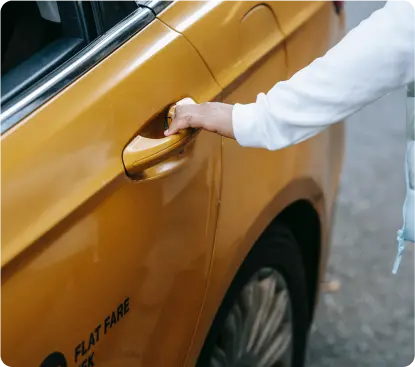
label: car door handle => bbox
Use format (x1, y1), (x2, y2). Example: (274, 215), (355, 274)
(123, 99), (198, 179)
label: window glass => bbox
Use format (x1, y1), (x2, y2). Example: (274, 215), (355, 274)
(1, 1), (95, 105)
(2, 1), (62, 74)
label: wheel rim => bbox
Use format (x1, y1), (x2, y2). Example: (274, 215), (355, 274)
(209, 268), (293, 367)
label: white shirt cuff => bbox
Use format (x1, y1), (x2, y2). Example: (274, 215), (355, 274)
(232, 103), (263, 148)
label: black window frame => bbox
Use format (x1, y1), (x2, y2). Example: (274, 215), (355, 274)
(1, 2), (96, 107)
(136, 1), (172, 15)
(1, 2), (154, 134)
(91, 1), (140, 35)
(88, 1), (173, 36)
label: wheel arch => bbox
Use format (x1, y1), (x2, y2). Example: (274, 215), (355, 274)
(246, 179), (327, 320)
(271, 198), (322, 320)
(185, 177), (330, 367)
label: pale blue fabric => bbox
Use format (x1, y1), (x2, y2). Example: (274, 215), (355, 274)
(393, 82), (414, 274)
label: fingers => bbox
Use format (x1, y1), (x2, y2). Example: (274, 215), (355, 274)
(164, 100), (234, 139)
(176, 97), (195, 106)
(165, 113), (192, 135)
(165, 99), (202, 136)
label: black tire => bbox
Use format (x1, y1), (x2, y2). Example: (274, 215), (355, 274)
(197, 224), (310, 367)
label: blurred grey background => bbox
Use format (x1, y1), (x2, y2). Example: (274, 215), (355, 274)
(307, 2), (414, 367)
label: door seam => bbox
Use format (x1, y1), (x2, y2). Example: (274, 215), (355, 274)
(156, 16), (223, 89)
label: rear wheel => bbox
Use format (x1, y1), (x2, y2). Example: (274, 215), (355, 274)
(197, 225), (310, 367)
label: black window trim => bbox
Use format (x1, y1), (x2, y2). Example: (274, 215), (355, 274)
(1, 6), (154, 134)
(135, 1), (172, 15)
(1, 37), (85, 106)
(91, 1), (141, 35)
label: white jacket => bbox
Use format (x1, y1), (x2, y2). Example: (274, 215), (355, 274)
(232, 1), (414, 150)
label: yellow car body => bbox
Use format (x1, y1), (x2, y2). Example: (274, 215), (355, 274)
(1, 2), (345, 366)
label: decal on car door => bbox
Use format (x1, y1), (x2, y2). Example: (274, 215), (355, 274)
(40, 297), (130, 367)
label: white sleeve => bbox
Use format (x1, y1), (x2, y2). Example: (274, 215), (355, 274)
(232, 1), (415, 150)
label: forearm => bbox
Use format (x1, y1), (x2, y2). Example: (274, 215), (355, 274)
(233, 1), (414, 150)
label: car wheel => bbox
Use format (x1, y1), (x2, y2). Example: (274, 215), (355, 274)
(197, 224), (310, 367)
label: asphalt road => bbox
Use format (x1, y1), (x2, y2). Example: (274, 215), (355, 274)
(306, 2), (414, 367)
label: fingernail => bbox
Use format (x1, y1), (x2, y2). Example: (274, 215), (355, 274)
(164, 130), (169, 136)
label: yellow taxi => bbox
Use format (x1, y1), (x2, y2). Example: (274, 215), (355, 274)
(1, 1), (345, 366)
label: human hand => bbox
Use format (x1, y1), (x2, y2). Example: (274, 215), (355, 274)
(164, 98), (235, 139)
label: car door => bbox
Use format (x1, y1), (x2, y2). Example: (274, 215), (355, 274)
(153, 3), (345, 365)
(157, 0), (343, 238)
(1, 2), (222, 366)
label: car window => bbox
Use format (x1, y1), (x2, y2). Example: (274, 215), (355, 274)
(91, 2), (139, 34)
(1, 1), (150, 134)
(1, 1), (96, 106)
